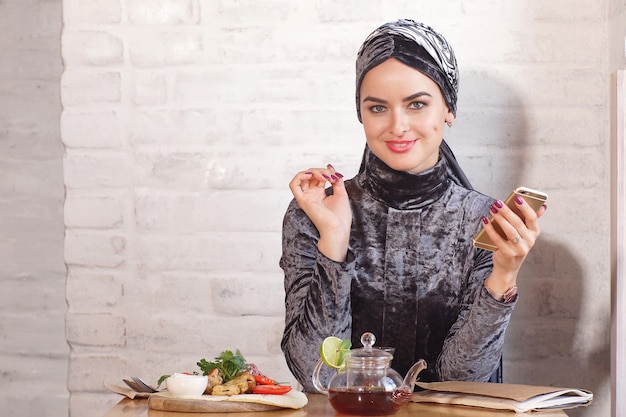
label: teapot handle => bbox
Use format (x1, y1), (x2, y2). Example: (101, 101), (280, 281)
(311, 358), (329, 395)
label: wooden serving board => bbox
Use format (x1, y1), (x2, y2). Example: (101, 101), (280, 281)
(148, 391), (308, 413)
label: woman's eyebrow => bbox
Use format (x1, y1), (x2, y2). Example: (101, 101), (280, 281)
(362, 96), (386, 104)
(404, 91), (432, 101)
(362, 91), (433, 104)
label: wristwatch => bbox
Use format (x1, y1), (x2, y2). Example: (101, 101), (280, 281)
(501, 285), (518, 303)
(485, 284), (518, 303)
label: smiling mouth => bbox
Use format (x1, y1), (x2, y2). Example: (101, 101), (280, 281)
(385, 140), (416, 153)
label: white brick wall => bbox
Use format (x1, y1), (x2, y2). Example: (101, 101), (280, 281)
(0, 0), (67, 417)
(2, 0), (624, 416)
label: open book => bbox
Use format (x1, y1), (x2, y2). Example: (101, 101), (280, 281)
(412, 381), (593, 413)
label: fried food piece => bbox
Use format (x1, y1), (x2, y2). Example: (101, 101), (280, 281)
(244, 372), (256, 391)
(204, 368), (223, 395)
(212, 384), (241, 396)
(211, 372), (256, 396)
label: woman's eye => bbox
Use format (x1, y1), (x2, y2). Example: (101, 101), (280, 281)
(409, 101), (425, 110)
(370, 105), (386, 113)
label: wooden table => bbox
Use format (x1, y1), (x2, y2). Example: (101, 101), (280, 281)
(102, 393), (569, 417)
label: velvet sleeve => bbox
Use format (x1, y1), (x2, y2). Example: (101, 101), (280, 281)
(279, 198), (353, 392)
(436, 246), (517, 381)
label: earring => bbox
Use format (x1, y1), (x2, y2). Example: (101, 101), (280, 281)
(446, 121), (452, 127)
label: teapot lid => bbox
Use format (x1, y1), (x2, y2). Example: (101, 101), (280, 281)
(349, 332), (393, 360)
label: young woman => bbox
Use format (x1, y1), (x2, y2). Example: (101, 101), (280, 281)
(280, 19), (546, 391)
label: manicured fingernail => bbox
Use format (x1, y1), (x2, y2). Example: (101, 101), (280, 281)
(482, 216), (489, 225)
(542, 204), (547, 211)
(335, 172), (344, 178)
(515, 196), (524, 205)
(490, 205), (498, 214)
(305, 171), (313, 174)
(327, 164), (335, 169)
(331, 175), (338, 181)
(322, 174), (330, 180)
(494, 200), (503, 209)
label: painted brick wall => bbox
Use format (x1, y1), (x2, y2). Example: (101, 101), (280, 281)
(0, 1), (67, 417)
(5, 0), (611, 416)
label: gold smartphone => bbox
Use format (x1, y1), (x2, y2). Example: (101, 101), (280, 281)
(472, 186), (548, 251)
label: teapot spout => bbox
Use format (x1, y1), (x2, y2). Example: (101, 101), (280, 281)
(400, 359), (427, 392)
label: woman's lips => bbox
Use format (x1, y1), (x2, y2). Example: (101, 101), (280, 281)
(385, 140), (416, 153)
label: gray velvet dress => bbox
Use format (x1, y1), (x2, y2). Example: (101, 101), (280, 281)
(280, 145), (516, 392)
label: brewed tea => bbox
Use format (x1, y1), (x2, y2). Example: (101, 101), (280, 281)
(328, 388), (409, 416)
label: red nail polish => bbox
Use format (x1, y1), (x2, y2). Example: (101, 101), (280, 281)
(490, 205), (498, 214)
(515, 196), (524, 205)
(331, 175), (338, 181)
(335, 172), (344, 178)
(305, 171), (313, 174)
(482, 216), (489, 225)
(322, 174), (330, 180)
(494, 200), (503, 208)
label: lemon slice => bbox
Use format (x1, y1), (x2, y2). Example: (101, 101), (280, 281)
(319, 336), (352, 369)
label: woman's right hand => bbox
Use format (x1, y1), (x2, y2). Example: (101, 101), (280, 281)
(288, 164), (352, 262)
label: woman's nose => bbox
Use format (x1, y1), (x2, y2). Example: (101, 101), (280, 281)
(389, 111), (409, 136)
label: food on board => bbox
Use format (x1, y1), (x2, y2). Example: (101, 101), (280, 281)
(157, 349), (291, 396)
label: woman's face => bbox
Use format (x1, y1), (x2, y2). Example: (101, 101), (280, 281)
(359, 58), (454, 174)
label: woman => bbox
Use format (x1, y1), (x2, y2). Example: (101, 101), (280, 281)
(280, 19), (546, 391)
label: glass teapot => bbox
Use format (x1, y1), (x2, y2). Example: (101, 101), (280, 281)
(312, 332), (427, 416)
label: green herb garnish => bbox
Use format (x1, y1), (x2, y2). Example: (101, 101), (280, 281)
(157, 374), (170, 387)
(197, 349), (247, 382)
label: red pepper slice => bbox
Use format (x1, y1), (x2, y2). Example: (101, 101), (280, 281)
(251, 385), (292, 395)
(254, 375), (276, 385)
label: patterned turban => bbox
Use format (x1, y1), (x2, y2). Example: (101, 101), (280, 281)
(355, 19), (459, 122)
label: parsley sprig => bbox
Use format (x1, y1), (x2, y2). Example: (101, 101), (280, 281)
(197, 349), (247, 382)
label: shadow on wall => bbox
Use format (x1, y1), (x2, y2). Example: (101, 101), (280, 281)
(451, 72), (608, 416)
(517, 238), (608, 417)
(448, 71), (531, 198)
(540, 239), (610, 417)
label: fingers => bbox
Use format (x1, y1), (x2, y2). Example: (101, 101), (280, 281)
(536, 204), (548, 219)
(290, 164), (344, 190)
(288, 164), (352, 246)
(289, 171), (322, 199)
(325, 164), (348, 197)
(320, 163), (344, 185)
(482, 198), (541, 252)
(288, 164), (346, 204)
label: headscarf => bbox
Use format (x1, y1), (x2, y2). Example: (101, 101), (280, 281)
(355, 19), (472, 190)
(355, 19), (459, 121)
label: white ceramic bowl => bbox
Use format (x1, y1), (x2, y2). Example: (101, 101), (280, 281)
(166, 373), (208, 398)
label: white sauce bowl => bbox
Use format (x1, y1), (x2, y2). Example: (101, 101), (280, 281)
(166, 373), (208, 398)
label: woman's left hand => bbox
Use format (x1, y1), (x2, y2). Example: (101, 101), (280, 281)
(481, 197), (547, 294)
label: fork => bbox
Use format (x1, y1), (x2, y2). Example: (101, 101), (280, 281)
(122, 378), (147, 393)
(131, 376), (159, 393)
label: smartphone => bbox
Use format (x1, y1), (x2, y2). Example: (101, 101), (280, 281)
(472, 186), (548, 251)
